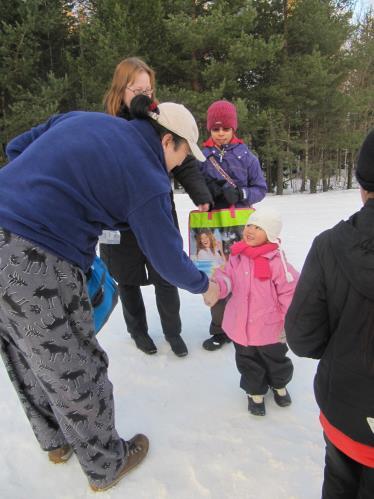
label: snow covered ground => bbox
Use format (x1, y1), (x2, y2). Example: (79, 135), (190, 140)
(0, 189), (363, 499)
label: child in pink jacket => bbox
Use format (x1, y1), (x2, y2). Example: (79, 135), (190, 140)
(213, 207), (299, 416)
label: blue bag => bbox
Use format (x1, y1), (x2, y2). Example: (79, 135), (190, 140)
(86, 256), (118, 334)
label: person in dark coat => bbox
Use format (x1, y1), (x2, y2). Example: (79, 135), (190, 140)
(198, 100), (267, 351)
(285, 130), (374, 498)
(100, 58), (212, 357)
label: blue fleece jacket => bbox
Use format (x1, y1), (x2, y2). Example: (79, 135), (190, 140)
(1, 111), (208, 293)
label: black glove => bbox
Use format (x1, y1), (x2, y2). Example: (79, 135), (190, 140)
(206, 178), (226, 199)
(222, 186), (244, 205)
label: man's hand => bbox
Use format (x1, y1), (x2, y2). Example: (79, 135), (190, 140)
(203, 280), (220, 307)
(198, 203), (210, 212)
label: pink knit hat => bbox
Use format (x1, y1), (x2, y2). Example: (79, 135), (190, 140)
(207, 100), (238, 131)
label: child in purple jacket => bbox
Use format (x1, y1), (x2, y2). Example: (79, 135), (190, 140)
(199, 100), (267, 351)
(213, 207), (299, 416)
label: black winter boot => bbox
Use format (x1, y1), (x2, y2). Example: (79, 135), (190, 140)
(202, 334), (231, 351)
(166, 336), (188, 357)
(272, 388), (292, 407)
(247, 395), (266, 416)
(132, 333), (157, 355)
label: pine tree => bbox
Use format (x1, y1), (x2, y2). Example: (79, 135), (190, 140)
(0, 0), (74, 162)
(157, 0), (282, 147)
(342, 9), (374, 188)
(251, 0), (354, 193)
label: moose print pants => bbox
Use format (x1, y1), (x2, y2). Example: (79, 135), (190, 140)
(0, 230), (126, 489)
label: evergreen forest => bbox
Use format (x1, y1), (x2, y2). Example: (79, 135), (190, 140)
(1, 0), (373, 193)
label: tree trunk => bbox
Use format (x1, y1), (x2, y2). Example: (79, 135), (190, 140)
(321, 149), (328, 192)
(191, 4), (200, 92)
(301, 119), (309, 192)
(347, 150), (353, 189)
(276, 158), (284, 195)
(265, 160), (273, 193)
(310, 176), (317, 194)
(335, 148), (340, 186)
(191, 51), (201, 92)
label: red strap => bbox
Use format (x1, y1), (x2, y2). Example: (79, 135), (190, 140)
(207, 206), (236, 220)
(208, 156), (237, 188)
(320, 412), (374, 468)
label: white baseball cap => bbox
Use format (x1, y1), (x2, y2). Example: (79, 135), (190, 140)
(247, 207), (282, 243)
(149, 102), (205, 161)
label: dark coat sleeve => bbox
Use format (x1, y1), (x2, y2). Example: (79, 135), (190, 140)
(285, 237), (330, 359)
(172, 155), (213, 207)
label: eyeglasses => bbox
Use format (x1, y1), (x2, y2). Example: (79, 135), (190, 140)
(126, 87), (153, 96)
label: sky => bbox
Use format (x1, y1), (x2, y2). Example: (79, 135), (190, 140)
(0, 188), (364, 499)
(354, 0), (374, 19)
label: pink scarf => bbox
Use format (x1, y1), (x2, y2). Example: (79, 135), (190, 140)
(231, 241), (279, 280)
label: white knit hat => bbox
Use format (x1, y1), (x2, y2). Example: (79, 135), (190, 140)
(149, 102), (205, 161)
(247, 207), (282, 243)
(247, 207), (294, 282)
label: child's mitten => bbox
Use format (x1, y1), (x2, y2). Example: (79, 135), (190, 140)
(206, 178), (226, 199)
(222, 186), (244, 205)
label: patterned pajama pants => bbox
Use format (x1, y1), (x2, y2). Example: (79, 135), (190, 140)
(0, 230), (126, 489)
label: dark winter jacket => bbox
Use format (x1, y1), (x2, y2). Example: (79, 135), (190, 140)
(1, 111), (208, 294)
(172, 155), (213, 207)
(199, 139), (267, 209)
(285, 199), (374, 446)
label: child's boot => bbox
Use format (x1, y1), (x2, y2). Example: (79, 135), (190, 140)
(272, 387), (292, 407)
(247, 395), (266, 416)
(202, 333), (231, 351)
